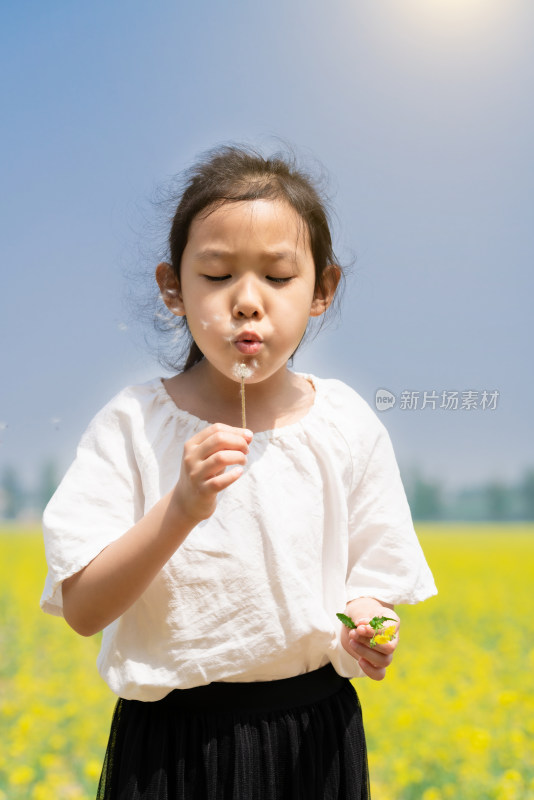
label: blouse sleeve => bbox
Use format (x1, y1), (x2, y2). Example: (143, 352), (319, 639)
(345, 421), (437, 606)
(40, 393), (144, 617)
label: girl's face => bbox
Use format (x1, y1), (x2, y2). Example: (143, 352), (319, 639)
(159, 199), (334, 385)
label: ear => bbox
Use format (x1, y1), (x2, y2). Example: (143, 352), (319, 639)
(155, 262), (186, 316)
(310, 265), (341, 317)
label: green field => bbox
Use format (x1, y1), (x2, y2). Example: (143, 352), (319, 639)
(1, 525), (533, 799)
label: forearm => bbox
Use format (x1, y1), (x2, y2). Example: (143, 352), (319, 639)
(62, 491), (197, 636)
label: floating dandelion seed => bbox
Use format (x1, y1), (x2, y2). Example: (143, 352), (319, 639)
(50, 417), (61, 431)
(170, 327), (182, 346)
(117, 322), (128, 332)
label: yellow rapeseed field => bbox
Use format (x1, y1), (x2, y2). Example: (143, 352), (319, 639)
(1, 524), (533, 799)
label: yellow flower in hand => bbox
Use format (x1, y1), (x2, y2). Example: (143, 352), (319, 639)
(371, 625), (397, 646)
(336, 613), (398, 647)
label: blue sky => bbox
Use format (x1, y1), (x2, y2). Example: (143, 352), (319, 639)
(1, 0), (533, 492)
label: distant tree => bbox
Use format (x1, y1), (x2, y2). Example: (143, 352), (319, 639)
(409, 475), (444, 520)
(36, 460), (60, 511)
(519, 469), (534, 520)
(451, 487), (487, 521)
(485, 481), (510, 521)
(1, 466), (26, 519)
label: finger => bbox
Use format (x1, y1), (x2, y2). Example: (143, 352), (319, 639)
(349, 628), (399, 653)
(357, 657), (387, 682)
(353, 623), (376, 640)
(193, 428), (252, 461)
(182, 435), (250, 480)
(348, 635), (395, 667)
(194, 422), (253, 444)
(196, 449), (248, 481)
(206, 466), (245, 492)
(353, 619), (400, 644)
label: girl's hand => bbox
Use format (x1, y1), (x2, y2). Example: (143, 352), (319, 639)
(171, 423), (253, 525)
(340, 599), (400, 681)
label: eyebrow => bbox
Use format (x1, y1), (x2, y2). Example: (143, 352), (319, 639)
(194, 249), (230, 261)
(193, 249), (298, 263)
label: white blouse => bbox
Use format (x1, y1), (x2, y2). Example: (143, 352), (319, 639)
(41, 374), (437, 700)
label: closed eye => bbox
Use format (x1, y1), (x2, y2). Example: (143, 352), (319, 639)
(203, 274), (293, 284)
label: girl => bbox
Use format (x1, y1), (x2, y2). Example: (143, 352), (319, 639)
(41, 145), (437, 800)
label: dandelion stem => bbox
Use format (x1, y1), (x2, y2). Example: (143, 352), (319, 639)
(240, 375), (246, 429)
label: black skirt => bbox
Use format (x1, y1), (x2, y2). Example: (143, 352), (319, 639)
(97, 664), (370, 800)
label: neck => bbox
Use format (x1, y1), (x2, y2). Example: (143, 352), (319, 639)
(195, 359), (294, 421)
(166, 359), (314, 432)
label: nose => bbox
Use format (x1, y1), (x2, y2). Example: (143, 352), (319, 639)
(232, 275), (264, 320)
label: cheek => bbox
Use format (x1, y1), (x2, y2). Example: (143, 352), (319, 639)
(187, 305), (225, 337)
(290, 285), (316, 323)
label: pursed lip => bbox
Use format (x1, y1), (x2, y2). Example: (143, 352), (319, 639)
(234, 330), (263, 343)
(233, 330), (263, 355)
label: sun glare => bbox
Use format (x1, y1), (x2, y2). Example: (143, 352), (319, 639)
(372, 0), (519, 68)
(386, 0), (510, 38)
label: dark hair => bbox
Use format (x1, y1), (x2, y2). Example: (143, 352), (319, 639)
(155, 143), (343, 371)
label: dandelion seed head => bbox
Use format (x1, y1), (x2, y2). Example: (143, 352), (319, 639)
(232, 361), (256, 381)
